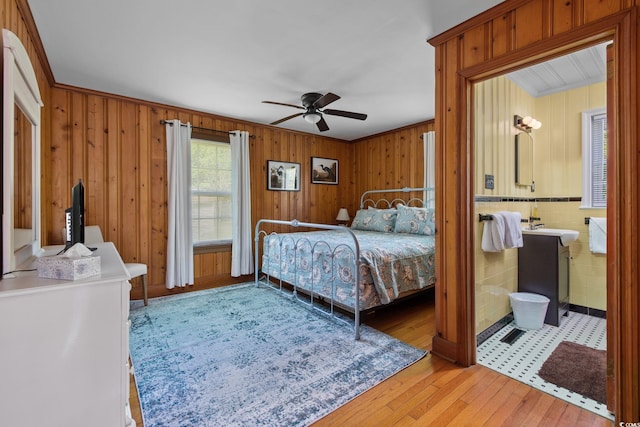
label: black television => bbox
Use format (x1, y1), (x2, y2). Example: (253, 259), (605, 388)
(64, 179), (85, 252)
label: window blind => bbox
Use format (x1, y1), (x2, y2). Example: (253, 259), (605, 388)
(591, 113), (607, 207)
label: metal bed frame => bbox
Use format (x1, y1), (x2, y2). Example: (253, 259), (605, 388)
(253, 187), (434, 340)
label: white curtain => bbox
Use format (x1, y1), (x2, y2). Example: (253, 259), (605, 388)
(165, 119), (194, 288)
(230, 130), (254, 276)
(423, 131), (435, 208)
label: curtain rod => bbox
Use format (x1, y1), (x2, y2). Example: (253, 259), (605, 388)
(160, 120), (254, 138)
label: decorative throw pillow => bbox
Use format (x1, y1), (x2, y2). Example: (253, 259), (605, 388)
(351, 208), (397, 232)
(394, 204), (435, 235)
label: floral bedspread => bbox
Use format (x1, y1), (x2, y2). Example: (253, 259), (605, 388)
(261, 229), (435, 310)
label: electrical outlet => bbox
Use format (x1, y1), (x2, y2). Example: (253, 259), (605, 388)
(485, 174), (495, 190)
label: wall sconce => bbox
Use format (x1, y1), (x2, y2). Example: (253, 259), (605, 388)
(514, 115), (542, 133)
(336, 208), (350, 226)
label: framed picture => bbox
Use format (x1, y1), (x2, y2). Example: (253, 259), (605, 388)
(311, 157), (338, 184)
(267, 160), (301, 191)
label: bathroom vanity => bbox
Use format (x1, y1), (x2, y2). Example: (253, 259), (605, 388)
(518, 230), (575, 326)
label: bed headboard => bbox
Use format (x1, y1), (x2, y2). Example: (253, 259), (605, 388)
(359, 187), (435, 209)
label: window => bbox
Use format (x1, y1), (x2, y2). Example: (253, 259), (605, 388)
(191, 138), (232, 246)
(581, 108), (607, 208)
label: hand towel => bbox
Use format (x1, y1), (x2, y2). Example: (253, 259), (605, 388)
(499, 211), (523, 249)
(481, 213), (505, 252)
(589, 217), (607, 254)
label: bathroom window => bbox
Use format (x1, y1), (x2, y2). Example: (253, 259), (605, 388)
(581, 108), (607, 208)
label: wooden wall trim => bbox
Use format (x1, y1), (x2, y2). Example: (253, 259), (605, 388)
(611, 8), (639, 419)
(459, 12), (624, 82)
(428, 0), (532, 46)
(431, 336), (458, 363)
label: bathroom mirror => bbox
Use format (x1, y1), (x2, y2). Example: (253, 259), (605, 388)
(2, 29), (43, 275)
(515, 132), (533, 189)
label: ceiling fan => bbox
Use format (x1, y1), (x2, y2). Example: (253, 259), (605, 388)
(263, 92), (367, 132)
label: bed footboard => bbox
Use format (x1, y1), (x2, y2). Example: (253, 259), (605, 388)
(254, 219), (362, 340)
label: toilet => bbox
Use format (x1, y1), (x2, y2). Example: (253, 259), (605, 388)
(509, 292), (550, 330)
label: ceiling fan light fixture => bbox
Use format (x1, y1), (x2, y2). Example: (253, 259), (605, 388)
(303, 112), (322, 124)
(264, 92), (365, 132)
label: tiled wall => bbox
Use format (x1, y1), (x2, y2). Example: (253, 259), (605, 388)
(475, 198), (607, 333)
(537, 201), (607, 311)
(475, 201), (529, 333)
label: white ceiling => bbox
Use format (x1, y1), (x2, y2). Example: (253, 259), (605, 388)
(27, 1), (606, 140)
(506, 43), (608, 98)
(27, 0), (506, 140)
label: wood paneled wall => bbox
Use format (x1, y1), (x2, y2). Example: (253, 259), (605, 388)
(353, 121), (434, 199)
(429, 0), (639, 420)
(46, 87), (433, 297)
(47, 86), (354, 296)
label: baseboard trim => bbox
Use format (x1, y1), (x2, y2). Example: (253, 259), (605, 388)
(569, 304), (606, 319)
(431, 336), (458, 363)
(476, 314), (514, 347)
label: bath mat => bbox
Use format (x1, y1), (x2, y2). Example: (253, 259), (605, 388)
(129, 283), (427, 426)
(537, 341), (606, 403)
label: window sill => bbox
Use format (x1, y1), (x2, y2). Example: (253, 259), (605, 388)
(579, 205), (608, 210)
(194, 242), (232, 255)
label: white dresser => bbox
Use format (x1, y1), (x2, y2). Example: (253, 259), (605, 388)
(0, 242), (134, 427)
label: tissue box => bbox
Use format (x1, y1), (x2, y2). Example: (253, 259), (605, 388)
(36, 255), (101, 280)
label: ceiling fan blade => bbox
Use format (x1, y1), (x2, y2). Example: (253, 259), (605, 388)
(313, 92), (340, 109)
(323, 109), (368, 121)
(271, 112), (303, 125)
(262, 100), (305, 110)
(316, 117), (330, 132)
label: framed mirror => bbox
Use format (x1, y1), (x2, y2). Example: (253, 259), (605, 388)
(515, 132), (534, 190)
(2, 29), (43, 275)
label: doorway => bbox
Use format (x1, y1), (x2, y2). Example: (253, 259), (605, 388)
(428, 3), (640, 421)
(471, 42), (611, 418)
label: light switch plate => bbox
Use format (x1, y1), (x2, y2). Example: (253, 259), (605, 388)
(485, 174), (495, 190)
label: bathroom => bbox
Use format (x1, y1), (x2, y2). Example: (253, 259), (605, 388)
(473, 43), (609, 418)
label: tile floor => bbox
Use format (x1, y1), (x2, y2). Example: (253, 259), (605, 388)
(476, 312), (613, 420)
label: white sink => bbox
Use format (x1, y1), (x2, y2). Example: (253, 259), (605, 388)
(521, 228), (579, 246)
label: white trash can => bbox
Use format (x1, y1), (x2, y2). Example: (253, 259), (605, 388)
(509, 292), (550, 330)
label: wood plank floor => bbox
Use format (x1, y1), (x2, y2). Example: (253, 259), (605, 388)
(128, 288), (614, 426)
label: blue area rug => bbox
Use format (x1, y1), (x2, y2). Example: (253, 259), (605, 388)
(129, 283), (426, 427)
